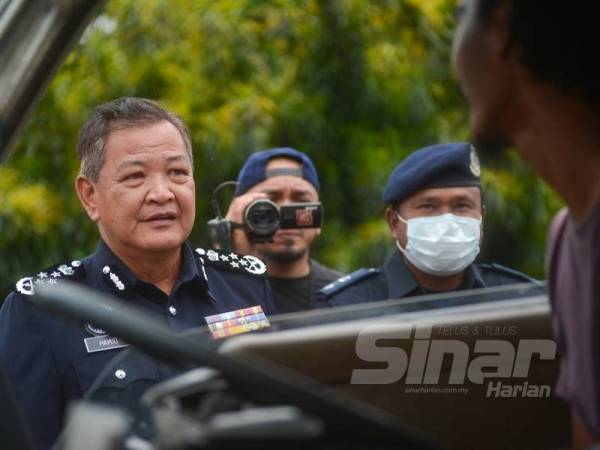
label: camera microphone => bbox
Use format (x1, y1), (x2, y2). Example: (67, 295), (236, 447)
(206, 181), (239, 252)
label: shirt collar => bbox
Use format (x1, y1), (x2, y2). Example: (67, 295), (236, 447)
(464, 264), (486, 289)
(382, 249), (485, 298)
(176, 243), (204, 288)
(92, 240), (203, 294)
(382, 250), (422, 299)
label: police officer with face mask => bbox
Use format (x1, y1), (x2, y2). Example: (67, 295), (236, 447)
(317, 143), (538, 307)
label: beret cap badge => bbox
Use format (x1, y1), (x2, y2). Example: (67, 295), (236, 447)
(469, 145), (481, 177)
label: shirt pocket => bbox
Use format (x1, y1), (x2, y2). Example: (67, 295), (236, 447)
(74, 350), (160, 396)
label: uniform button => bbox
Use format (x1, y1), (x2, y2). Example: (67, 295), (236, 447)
(168, 306), (177, 316)
(115, 369), (126, 380)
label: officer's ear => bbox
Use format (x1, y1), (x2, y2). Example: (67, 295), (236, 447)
(75, 175), (100, 222)
(385, 207), (402, 241)
(480, 204), (486, 240)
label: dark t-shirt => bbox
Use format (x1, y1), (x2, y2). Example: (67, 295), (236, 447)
(269, 259), (343, 313)
(548, 201), (600, 436)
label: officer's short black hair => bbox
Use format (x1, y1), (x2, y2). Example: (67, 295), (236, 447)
(476, 0), (600, 103)
(77, 97), (192, 182)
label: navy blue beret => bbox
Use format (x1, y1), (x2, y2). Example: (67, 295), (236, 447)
(382, 143), (481, 205)
(235, 147), (320, 195)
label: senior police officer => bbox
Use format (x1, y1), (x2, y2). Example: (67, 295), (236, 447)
(0, 97), (275, 450)
(225, 148), (343, 313)
(317, 143), (537, 307)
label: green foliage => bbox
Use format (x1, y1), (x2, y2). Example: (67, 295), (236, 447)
(1, 0), (561, 295)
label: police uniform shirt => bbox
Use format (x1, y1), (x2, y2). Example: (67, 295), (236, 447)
(317, 250), (539, 308)
(0, 240), (274, 450)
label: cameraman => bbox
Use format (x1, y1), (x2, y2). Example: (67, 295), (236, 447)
(225, 148), (343, 313)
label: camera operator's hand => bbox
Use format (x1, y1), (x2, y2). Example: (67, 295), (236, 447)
(225, 192), (267, 255)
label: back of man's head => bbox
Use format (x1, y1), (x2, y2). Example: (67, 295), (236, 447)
(477, 0), (600, 103)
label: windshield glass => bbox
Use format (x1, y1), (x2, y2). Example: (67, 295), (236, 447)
(261, 282), (546, 332)
(0, 0), (10, 17)
(0, 0), (103, 161)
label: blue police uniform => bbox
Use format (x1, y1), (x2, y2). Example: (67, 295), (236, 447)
(0, 240), (274, 450)
(317, 249), (540, 307)
(317, 142), (541, 307)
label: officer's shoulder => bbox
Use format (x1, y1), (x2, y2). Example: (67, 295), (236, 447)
(11, 259), (86, 297)
(477, 263), (539, 284)
(194, 248), (268, 278)
(318, 268), (381, 299)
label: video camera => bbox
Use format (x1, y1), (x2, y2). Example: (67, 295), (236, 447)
(207, 182), (323, 252)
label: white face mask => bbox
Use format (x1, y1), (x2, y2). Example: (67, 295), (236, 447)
(395, 213), (481, 276)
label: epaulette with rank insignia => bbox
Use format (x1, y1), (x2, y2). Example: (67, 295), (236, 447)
(478, 263), (539, 284)
(318, 268), (379, 298)
(15, 260), (85, 296)
(194, 248), (268, 277)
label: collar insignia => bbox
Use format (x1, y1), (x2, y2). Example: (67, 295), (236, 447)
(102, 265), (126, 291)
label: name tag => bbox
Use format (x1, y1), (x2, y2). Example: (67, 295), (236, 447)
(84, 335), (129, 353)
(205, 305), (270, 339)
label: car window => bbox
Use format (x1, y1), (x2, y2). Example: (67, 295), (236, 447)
(161, 282), (546, 342)
(0, 0), (104, 161)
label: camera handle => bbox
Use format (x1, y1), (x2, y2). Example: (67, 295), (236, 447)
(207, 181), (239, 252)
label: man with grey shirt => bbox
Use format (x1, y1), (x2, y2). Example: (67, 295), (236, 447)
(225, 147), (343, 313)
(452, 1), (600, 447)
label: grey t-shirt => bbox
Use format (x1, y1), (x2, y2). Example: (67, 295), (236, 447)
(548, 200), (600, 436)
(269, 259), (343, 314)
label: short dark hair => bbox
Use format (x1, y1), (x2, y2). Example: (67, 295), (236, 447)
(77, 97), (193, 181)
(478, 0), (600, 103)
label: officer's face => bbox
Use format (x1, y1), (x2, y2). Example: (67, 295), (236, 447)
(247, 158), (320, 263)
(451, 0), (515, 153)
(77, 121), (195, 257)
(387, 186), (483, 248)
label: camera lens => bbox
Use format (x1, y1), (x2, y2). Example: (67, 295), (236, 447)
(244, 199), (280, 237)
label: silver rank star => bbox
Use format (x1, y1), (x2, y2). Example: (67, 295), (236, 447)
(230, 262), (239, 268)
(228, 253), (238, 260)
(51, 271), (61, 278)
(37, 272), (48, 279)
(220, 254), (229, 262)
